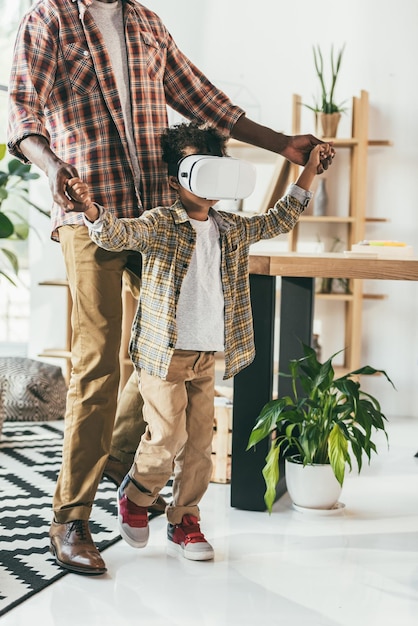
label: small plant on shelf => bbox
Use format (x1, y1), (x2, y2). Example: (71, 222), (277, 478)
(303, 44), (347, 137)
(304, 43), (347, 114)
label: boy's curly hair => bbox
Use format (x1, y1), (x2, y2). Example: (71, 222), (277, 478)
(160, 122), (228, 176)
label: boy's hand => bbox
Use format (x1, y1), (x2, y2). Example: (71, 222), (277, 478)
(308, 143), (334, 175)
(65, 178), (93, 211)
(294, 143), (335, 191)
(65, 178), (99, 221)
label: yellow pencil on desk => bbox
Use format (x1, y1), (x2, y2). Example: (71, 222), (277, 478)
(349, 240), (414, 257)
(359, 240), (407, 247)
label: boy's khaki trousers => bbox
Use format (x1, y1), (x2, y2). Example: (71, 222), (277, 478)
(124, 350), (215, 525)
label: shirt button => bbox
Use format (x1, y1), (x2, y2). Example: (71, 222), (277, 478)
(83, 50), (89, 57)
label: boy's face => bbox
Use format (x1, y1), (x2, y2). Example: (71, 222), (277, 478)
(169, 146), (221, 214)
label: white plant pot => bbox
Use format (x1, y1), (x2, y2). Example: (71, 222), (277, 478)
(285, 457), (342, 510)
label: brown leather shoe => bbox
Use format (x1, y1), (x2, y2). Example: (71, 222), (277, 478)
(49, 520), (107, 576)
(103, 456), (167, 517)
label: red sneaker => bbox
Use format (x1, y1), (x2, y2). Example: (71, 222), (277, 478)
(117, 488), (149, 549)
(167, 514), (214, 561)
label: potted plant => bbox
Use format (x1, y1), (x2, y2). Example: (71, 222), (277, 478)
(0, 143), (48, 285)
(303, 44), (347, 137)
(246, 342), (395, 513)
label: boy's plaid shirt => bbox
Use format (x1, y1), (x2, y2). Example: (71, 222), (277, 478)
(88, 191), (309, 380)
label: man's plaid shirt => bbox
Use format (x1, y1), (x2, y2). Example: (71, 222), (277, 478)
(7, 0), (243, 240)
(88, 188), (310, 380)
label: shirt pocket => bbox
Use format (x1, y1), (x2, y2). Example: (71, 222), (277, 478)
(223, 235), (240, 275)
(141, 32), (165, 81)
(63, 43), (99, 95)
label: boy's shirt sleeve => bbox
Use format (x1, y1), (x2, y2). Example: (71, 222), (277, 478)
(242, 183), (313, 244)
(287, 183), (313, 208)
(84, 208), (152, 253)
(83, 205), (105, 231)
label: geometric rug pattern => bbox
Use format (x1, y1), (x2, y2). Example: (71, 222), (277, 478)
(0, 421), (172, 617)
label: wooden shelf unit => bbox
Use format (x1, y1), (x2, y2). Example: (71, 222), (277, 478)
(230, 90), (391, 371)
(290, 91), (391, 370)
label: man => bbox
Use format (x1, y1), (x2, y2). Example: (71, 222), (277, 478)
(8, 0), (333, 576)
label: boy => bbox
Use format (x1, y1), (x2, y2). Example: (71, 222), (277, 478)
(67, 123), (333, 561)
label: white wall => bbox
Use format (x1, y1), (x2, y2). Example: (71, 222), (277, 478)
(28, 0), (418, 418)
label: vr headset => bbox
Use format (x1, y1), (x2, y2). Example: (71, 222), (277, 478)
(177, 155), (256, 200)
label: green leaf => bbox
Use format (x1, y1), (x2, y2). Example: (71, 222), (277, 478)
(10, 190), (50, 217)
(12, 222), (29, 240)
(1, 247), (19, 274)
(0, 212), (14, 238)
(262, 441), (281, 513)
(246, 398), (290, 449)
(0, 269), (18, 286)
(349, 437), (362, 472)
(328, 424), (347, 485)
(8, 159), (31, 176)
(350, 365), (396, 389)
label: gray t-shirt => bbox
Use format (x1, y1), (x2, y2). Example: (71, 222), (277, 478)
(89, 0), (142, 187)
(175, 215), (225, 351)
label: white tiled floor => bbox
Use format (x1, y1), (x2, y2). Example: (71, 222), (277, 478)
(3, 416), (418, 626)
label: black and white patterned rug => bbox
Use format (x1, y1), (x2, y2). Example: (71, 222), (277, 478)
(0, 421), (172, 617)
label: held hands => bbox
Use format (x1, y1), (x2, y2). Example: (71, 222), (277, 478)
(65, 178), (99, 221)
(281, 134), (335, 174)
(47, 161), (80, 212)
(295, 143), (334, 192)
(307, 143), (334, 173)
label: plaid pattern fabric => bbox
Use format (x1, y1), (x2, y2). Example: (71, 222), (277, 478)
(7, 0), (243, 240)
(89, 192), (306, 380)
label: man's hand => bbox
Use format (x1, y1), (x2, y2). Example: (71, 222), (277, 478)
(280, 134), (335, 174)
(48, 162), (80, 211)
(18, 135), (80, 211)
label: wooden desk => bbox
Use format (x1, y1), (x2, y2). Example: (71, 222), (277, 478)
(231, 252), (418, 511)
